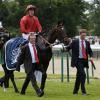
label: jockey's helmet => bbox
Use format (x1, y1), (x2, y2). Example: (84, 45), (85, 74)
(25, 5), (36, 12)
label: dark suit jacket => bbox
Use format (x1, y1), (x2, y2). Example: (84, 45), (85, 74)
(67, 39), (93, 68)
(16, 44), (38, 74)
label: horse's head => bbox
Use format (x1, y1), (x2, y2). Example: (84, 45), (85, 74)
(48, 25), (70, 45)
(0, 31), (10, 49)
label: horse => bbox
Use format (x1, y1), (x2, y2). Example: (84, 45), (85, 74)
(1, 25), (70, 93)
(34, 25), (70, 91)
(0, 29), (19, 93)
(0, 28), (10, 49)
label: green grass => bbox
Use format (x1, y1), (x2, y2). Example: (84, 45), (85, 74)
(0, 72), (100, 100)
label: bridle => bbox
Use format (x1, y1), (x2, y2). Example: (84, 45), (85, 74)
(38, 34), (68, 48)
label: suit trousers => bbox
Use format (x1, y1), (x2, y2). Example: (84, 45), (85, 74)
(73, 59), (87, 94)
(21, 63), (46, 93)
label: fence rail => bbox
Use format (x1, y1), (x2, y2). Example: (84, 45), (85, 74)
(51, 48), (96, 84)
(0, 44), (98, 84)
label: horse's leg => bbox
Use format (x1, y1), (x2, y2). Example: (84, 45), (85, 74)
(0, 76), (9, 88)
(0, 76), (5, 87)
(2, 64), (9, 88)
(10, 71), (19, 93)
(40, 63), (49, 91)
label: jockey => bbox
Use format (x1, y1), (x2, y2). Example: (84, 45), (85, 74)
(20, 5), (42, 40)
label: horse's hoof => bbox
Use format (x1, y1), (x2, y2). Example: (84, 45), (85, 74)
(0, 82), (3, 87)
(15, 90), (19, 93)
(20, 92), (25, 95)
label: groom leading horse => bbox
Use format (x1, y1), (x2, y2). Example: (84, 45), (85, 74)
(0, 22), (70, 94)
(0, 4), (70, 94)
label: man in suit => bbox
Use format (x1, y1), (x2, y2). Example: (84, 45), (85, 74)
(67, 29), (93, 95)
(16, 33), (44, 97)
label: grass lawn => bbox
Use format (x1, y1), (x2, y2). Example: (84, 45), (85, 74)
(0, 72), (100, 100)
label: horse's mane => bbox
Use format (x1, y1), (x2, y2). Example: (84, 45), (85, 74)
(36, 35), (47, 51)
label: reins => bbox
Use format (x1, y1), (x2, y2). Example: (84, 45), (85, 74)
(38, 34), (67, 48)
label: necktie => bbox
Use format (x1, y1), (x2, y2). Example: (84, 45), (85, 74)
(81, 40), (87, 59)
(32, 45), (39, 63)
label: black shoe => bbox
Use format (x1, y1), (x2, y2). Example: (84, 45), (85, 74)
(40, 87), (44, 91)
(36, 89), (44, 97)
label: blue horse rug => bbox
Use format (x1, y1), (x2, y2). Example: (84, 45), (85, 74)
(5, 37), (28, 70)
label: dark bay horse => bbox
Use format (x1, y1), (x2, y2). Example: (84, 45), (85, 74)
(35, 25), (70, 91)
(0, 29), (10, 49)
(0, 29), (19, 93)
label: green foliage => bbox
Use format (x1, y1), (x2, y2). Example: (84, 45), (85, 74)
(0, 3), (9, 26)
(0, 0), (87, 37)
(87, 0), (100, 36)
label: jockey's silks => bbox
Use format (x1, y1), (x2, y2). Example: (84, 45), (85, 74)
(20, 15), (42, 33)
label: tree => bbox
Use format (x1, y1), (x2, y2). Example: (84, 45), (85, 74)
(0, 3), (9, 26)
(86, 0), (100, 36)
(0, 0), (87, 37)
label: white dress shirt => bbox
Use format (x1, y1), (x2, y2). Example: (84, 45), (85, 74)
(79, 38), (86, 58)
(28, 42), (37, 63)
(22, 33), (30, 40)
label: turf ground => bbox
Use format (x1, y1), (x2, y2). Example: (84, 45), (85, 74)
(0, 72), (100, 100)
